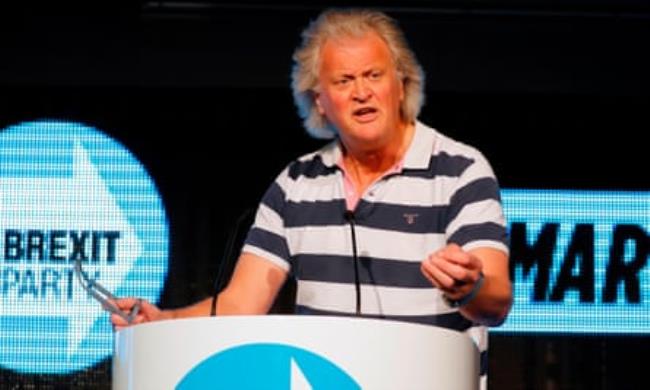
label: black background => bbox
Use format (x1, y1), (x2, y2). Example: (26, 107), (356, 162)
(1, 1), (649, 388)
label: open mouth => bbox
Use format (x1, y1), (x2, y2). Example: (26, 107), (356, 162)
(353, 107), (378, 120)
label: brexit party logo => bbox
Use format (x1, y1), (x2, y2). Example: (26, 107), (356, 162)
(177, 343), (361, 390)
(0, 120), (168, 374)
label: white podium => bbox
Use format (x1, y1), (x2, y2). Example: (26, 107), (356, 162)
(113, 315), (478, 389)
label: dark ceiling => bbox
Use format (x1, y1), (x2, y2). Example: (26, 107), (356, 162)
(0, 1), (648, 95)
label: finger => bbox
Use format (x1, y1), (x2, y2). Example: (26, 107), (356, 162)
(428, 253), (473, 284)
(422, 260), (478, 300)
(421, 258), (456, 290)
(138, 299), (156, 313)
(439, 246), (472, 266)
(113, 297), (140, 310)
(111, 313), (129, 327)
(420, 262), (441, 289)
(130, 313), (146, 324)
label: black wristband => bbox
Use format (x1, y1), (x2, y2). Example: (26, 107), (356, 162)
(443, 271), (485, 308)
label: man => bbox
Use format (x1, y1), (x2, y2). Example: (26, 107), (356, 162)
(113, 8), (511, 385)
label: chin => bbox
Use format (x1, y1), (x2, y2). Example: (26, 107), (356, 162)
(352, 119), (385, 134)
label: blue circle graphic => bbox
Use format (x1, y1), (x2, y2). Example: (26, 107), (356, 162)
(177, 343), (361, 389)
(0, 120), (168, 374)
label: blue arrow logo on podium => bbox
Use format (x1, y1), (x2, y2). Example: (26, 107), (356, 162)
(177, 343), (361, 390)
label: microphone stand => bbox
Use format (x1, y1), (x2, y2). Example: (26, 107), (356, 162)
(344, 210), (361, 316)
(210, 208), (255, 316)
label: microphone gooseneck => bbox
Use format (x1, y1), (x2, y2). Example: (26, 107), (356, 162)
(210, 208), (255, 316)
(344, 210), (361, 316)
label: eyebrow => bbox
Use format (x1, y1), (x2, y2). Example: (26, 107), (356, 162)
(335, 67), (384, 79)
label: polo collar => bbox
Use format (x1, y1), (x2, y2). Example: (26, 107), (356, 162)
(317, 121), (436, 171)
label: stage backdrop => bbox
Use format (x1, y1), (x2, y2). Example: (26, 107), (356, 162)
(1, 2), (649, 388)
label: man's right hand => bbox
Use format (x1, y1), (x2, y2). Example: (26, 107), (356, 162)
(111, 298), (170, 331)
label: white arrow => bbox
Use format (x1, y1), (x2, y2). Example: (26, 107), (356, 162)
(290, 358), (314, 390)
(0, 141), (141, 358)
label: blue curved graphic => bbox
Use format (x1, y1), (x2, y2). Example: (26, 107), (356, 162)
(0, 120), (168, 374)
(177, 343), (361, 389)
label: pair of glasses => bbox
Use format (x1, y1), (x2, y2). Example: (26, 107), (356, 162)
(74, 259), (141, 325)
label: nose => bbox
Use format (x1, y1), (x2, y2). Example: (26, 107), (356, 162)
(352, 79), (371, 102)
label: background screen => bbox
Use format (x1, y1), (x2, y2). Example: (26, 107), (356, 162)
(1, 2), (648, 388)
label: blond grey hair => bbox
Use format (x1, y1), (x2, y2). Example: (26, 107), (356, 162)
(291, 8), (425, 139)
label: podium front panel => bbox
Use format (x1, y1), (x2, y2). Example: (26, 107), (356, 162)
(113, 315), (478, 389)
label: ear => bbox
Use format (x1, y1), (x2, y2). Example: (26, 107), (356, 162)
(314, 91), (325, 115)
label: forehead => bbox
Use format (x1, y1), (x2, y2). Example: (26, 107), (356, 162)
(319, 32), (394, 73)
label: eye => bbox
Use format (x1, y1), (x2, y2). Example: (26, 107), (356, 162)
(369, 71), (381, 80)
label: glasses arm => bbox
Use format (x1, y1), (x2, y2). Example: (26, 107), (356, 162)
(74, 260), (141, 324)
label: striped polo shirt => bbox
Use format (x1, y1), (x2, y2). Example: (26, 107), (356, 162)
(242, 121), (508, 379)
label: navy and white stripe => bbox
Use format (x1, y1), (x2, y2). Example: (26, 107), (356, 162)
(242, 121), (508, 377)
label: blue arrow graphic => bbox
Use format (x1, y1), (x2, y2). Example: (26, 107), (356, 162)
(0, 120), (168, 374)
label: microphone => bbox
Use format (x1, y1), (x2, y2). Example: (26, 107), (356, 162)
(210, 208), (255, 316)
(343, 210), (361, 316)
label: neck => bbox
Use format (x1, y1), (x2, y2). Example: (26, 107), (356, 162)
(344, 121), (414, 171)
(342, 121), (415, 193)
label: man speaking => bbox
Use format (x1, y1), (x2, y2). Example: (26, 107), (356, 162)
(112, 8), (512, 387)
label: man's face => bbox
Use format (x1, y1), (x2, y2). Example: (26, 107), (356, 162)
(314, 32), (405, 152)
